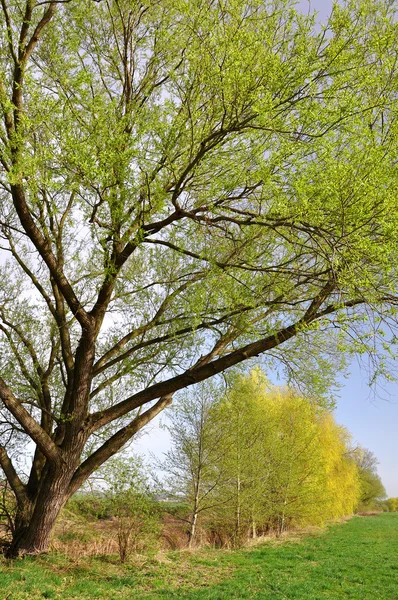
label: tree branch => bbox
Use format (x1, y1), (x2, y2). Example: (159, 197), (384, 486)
(0, 377), (60, 464)
(0, 0), (18, 65)
(93, 274), (205, 373)
(88, 282), (338, 432)
(0, 446), (28, 506)
(69, 394), (173, 495)
(11, 185), (92, 330)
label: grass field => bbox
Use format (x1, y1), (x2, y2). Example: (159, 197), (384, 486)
(1, 513), (397, 599)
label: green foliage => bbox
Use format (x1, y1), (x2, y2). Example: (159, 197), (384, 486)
(352, 447), (386, 511)
(1, 0), (398, 554)
(386, 497), (398, 512)
(207, 371), (360, 544)
(163, 370), (362, 547)
(66, 494), (112, 521)
(100, 456), (160, 562)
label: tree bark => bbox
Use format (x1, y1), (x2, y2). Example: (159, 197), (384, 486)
(6, 465), (75, 557)
(188, 509), (198, 548)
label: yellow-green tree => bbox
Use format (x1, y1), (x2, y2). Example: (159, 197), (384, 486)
(203, 372), (267, 545)
(387, 498), (398, 512)
(317, 415), (360, 521)
(207, 370), (360, 543)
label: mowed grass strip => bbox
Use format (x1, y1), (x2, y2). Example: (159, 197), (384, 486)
(1, 513), (397, 599)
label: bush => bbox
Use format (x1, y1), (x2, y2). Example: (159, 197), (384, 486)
(101, 457), (160, 562)
(66, 493), (111, 520)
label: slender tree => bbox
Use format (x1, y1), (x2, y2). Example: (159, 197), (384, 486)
(159, 382), (228, 547)
(0, 0), (397, 555)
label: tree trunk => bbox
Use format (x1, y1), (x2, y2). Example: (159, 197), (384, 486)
(251, 520), (257, 539)
(188, 477), (201, 548)
(6, 466), (74, 557)
(188, 510), (198, 548)
(235, 474), (241, 546)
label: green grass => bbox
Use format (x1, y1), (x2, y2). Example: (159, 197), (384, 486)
(1, 514), (398, 599)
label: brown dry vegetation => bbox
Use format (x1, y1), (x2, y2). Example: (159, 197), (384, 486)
(47, 506), (335, 558)
(43, 505), (196, 558)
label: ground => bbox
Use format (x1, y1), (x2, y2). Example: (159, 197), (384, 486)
(0, 513), (397, 599)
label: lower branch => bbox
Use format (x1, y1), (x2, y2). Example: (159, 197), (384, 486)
(68, 394), (173, 496)
(0, 377), (60, 464)
(0, 446), (28, 506)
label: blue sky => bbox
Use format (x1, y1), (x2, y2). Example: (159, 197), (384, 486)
(334, 364), (398, 497)
(298, 0), (333, 21)
(135, 0), (398, 499)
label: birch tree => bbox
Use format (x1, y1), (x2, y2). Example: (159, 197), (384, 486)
(160, 382), (227, 547)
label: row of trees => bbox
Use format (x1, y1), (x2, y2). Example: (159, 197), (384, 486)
(161, 371), (385, 546)
(1, 369), (386, 558)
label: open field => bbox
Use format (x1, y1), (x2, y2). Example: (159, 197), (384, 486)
(0, 513), (397, 599)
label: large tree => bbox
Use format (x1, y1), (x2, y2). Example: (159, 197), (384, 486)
(0, 0), (397, 555)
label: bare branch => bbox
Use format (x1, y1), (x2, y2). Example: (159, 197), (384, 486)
(69, 394), (173, 495)
(0, 446), (28, 505)
(0, 377), (60, 464)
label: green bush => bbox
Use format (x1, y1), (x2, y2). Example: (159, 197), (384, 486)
(66, 493), (111, 520)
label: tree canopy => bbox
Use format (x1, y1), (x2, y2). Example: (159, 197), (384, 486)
(0, 0), (397, 555)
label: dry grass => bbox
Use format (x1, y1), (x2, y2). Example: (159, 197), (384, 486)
(49, 509), (118, 557)
(50, 507), (337, 559)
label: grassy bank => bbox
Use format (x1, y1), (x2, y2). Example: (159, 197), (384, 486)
(1, 513), (397, 599)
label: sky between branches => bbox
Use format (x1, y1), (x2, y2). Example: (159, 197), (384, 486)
(134, 0), (398, 499)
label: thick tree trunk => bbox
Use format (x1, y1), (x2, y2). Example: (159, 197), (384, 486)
(7, 500), (34, 556)
(6, 466), (74, 557)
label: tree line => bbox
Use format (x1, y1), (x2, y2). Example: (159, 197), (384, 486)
(160, 370), (387, 547)
(1, 369), (387, 560)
